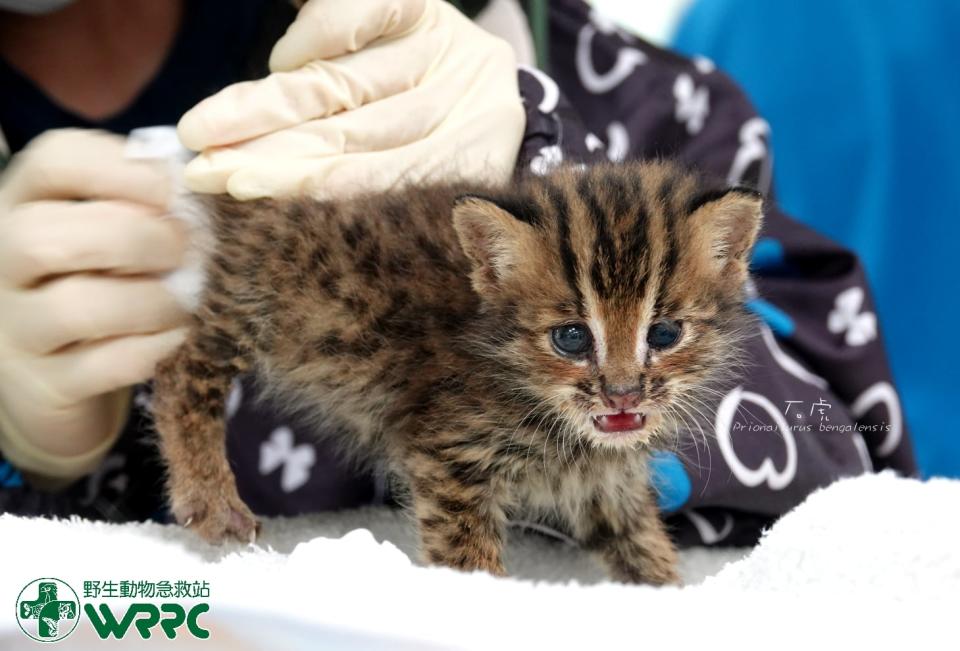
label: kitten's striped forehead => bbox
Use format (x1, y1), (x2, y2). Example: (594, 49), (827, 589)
(529, 162), (707, 304)
(524, 162), (711, 361)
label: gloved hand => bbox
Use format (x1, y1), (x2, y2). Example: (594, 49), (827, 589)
(178, 0), (525, 200)
(0, 129), (189, 481)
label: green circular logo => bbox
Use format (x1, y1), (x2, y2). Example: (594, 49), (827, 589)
(15, 578), (81, 643)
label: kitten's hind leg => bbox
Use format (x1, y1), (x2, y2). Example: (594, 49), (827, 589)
(152, 326), (258, 544)
(406, 452), (508, 576)
(581, 480), (680, 585)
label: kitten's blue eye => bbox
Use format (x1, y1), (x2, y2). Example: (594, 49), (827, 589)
(551, 324), (593, 358)
(647, 320), (682, 350)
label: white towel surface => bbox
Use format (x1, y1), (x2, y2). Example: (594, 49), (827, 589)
(1, 471), (957, 650)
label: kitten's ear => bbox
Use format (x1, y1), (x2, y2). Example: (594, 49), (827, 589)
(689, 187), (764, 281)
(453, 196), (537, 295)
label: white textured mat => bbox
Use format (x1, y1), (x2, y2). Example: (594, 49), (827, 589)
(1, 472), (957, 649)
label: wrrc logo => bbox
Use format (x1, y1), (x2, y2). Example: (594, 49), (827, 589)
(15, 578), (80, 643)
(15, 577), (212, 641)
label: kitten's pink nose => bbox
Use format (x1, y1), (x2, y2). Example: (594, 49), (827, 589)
(600, 387), (644, 411)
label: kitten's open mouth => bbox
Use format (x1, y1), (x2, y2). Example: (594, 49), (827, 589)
(592, 412), (646, 434)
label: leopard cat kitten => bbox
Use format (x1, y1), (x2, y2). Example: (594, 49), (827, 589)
(152, 160), (763, 585)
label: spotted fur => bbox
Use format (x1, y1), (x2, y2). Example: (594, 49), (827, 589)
(152, 161), (763, 584)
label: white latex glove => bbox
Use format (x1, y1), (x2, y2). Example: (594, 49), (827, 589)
(0, 129), (189, 481)
(178, 0), (525, 200)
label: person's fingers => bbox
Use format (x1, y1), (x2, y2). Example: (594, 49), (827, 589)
(0, 129), (171, 208)
(33, 327), (188, 405)
(177, 29), (444, 151)
(0, 200), (186, 287)
(7, 275), (189, 354)
(182, 81), (458, 194)
(225, 146), (439, 199)
(183, 133), (340, 195)
(269, 0), (430, 72)
(222, 103), (523, 199)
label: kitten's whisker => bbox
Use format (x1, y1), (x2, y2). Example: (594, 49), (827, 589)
(527, 400), (558, 468)
(670, 405), (711, 477)
(559, 405), (582, 471)
(667, 405), (702, 474)
(663, 404), (707, 476)
(671, 397), (712, 486)
(693, 384), (765, 427)
(545, 409), (565, 470)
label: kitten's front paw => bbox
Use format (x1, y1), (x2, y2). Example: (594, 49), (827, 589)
(597, 532), (681, 586)
(423, 547), (507, 577)
(171, 486), (260, 545)
(609, 561), (681, 586)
